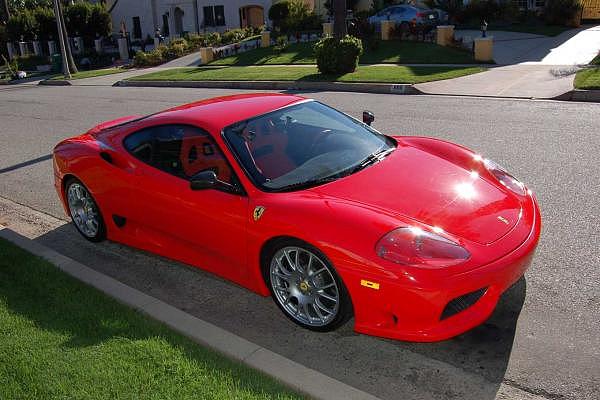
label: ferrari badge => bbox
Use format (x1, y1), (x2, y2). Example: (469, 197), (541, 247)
(253, 206), (266, 221)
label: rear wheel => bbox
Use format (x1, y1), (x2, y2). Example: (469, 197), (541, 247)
(65, 178), (106, 242)
(265, 240), (352, 331)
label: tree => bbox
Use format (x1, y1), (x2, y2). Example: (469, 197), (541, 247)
(333, 0), (346, 38)
(33, 6), (56, 41)
(6, 9), (36, 41)
(268, 1), (290, 32)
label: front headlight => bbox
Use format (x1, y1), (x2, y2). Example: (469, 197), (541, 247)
(376, 227), (470, 268)
(483, 158), (526, 196)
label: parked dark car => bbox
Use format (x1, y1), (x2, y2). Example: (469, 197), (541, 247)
(368, 5), (438, 28)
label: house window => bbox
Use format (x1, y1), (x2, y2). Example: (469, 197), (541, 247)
(215, 5), (225, 26)
(535, 0), (545, 7)
(162, 14), (170, 36)
(132, 16), (142, 39)
(203, 5), (226, 27)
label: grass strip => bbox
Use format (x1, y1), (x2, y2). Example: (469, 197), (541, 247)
(0, 237), (303, 400)
(49, 67), (125, 80)
(129, 65), (486, 84)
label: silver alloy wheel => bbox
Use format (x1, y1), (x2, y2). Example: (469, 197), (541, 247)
(67, 182), (99, 238)
(270, 246), (340, 327)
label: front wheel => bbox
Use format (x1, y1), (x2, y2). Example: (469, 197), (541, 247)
(266, 241), (352, 331)
(65, 178), (106, 242)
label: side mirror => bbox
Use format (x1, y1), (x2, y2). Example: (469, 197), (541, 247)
(190, 170), (218, 190)
(190, 170), (240, 193)
(363, 110), (375, 126)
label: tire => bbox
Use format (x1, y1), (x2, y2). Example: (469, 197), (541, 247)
(64, 178), (106, 242)
(263, 239), (353, 332)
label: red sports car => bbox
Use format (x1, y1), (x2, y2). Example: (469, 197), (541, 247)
(53, 94), (541, 342)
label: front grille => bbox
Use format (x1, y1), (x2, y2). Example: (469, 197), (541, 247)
(440, 287), (488, 320)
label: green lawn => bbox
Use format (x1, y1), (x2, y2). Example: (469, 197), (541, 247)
(49, 67), (126, 80)
(0, 238), (303, 400)
(574, 68), (600, 90)
(129, 65), (485, 84)
(210, 41), (479, 66)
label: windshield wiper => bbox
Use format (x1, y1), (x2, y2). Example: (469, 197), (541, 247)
(271, 176), (339, 192)
(351, 147), (394, 173)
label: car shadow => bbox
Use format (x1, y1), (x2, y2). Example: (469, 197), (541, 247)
(399, 277), (526, 384)
(28, 222), (526, 400)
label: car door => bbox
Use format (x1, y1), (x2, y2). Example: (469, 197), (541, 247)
(121, 123), (249, 283)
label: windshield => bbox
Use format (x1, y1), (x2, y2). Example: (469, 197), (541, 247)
(223, 101), (395, 192)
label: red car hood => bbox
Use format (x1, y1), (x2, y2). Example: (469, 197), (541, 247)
(311, 145), (522, 245)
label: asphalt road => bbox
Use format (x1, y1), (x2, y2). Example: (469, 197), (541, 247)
(0, 83), (598, 400)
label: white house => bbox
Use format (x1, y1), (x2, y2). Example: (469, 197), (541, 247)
(107, 0), (273, 41)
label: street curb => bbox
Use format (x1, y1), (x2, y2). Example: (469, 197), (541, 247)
(0, 225), (381, 400)
(115, 79), (423, 95)
(554, 89), (600, 102)
(39, 79), (71, 86)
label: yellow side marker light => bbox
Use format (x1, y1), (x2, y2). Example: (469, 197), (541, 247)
(360, 279), (380, 290)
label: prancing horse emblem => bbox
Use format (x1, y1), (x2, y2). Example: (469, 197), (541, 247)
(253, 206), (266, 221)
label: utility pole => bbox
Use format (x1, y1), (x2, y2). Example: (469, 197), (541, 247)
(53, 0), (71, 79)
(333, 0), (346, 39)
(58, 0), (78, 73)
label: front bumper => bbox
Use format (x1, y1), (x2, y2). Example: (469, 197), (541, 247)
(341, 200), (541, 342)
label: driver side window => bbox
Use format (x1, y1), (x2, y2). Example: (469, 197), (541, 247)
(123, 124), (235, 184)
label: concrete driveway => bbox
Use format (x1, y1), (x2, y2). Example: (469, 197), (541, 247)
(416, 25), (600, 99)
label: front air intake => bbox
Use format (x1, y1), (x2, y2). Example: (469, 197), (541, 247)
(440, 287), (488, 320)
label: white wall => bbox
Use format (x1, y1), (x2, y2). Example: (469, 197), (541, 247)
(110, 0), (274, 39)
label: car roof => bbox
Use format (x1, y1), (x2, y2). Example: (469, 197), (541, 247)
(143, 93), (306, 132)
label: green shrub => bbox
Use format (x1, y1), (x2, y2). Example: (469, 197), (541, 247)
(65, 2), (92, 37)
(134, 47), (167, 67)
(457, 0), (519, 23)
(284, 0), (321, 33)
(314, 35), (363, 74)
(543, 0), (582, 25)
(222, 28), (247, 45)
(13, 54), (50, 70)
(6, 10), (37, 41)
(167, 39), (187, 58)
(89, 3), (112, 38)
(186, 33), (205, 50)
(2, 55), (19, 78)
(274, 35), (288, 54)
(205, 32), (221, 46)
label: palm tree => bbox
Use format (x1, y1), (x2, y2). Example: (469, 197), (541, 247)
(1, 0), (10, 22)
(57, 0), (77, 73)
